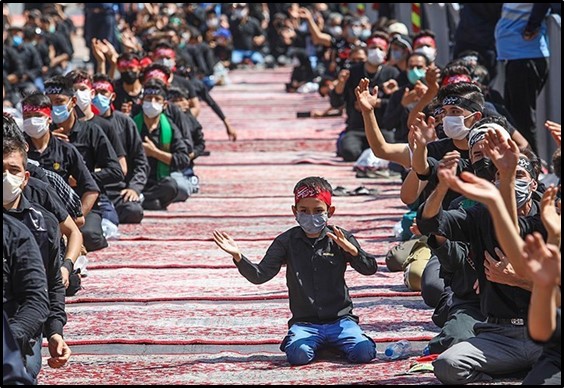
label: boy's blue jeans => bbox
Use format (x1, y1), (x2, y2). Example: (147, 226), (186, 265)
(280, 317), (376, 365)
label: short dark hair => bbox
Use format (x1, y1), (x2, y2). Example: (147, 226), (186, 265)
(437, 82), (485, 112)
(472, 115), (510, 132)
(92, 73), (114, 86)
(44, 75), (75, 96)
(3, 113), (26, 145)
(66, 69), (92, 86)
(293, 177), (333, 196)
(3, 137), (28, 167)
(21, 92), (52, 115)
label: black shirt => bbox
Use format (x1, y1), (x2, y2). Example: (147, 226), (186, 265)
(4, 197), (66, 339)
(2, 213), (49, 355)
(26, 133), (100, 198)
(136, 114), (191, 183)
(63, 118), (124, 192)
(23, 177), (69, 224)
(102, 110), (149, 194)
(114, 79), (143, 114)
(229, 16), (264, 51)
(88, 115), (127, 158)
(417, 200), (547, 320)
(330, 62), (400, 132)
(235, 225), (377, 327)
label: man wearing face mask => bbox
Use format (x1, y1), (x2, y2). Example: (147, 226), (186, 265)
(132, 80), (191, 210)
(329, 32), (400, 162)
(3, 136), (72, 381)
(44, 75), (124, 252)
(91, 73), (149, 224)
(417, 132), (547, 384)
(413, 31), (438, 64)
(228, 3), (266, 68)
(67, 70), (127, 176)
(382, 52), (430, 145)
(213, 176), (377, 366)
(387, 34), (413, 88)
(113, 53), (144, 116)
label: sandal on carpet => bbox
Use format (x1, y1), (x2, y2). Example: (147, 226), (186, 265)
(333, 186), (350, 196)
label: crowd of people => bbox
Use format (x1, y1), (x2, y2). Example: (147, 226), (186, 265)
(3, 3), (561, 385)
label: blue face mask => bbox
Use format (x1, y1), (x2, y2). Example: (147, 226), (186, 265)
(51, 101), (72, 124)
(92, 94), (112, 115)
(407, 67), (426, 85)
(295, 212), (328, 235)
(13, 35), (23, 47)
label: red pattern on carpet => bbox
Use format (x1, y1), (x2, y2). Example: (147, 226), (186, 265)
(62, 299), (438, 344)
(70, 267), (419, 303)
(87, 240), (396, 270)
(38, 352), (440, 385)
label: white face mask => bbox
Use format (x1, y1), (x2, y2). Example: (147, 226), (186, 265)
(142, 101), (164, 118)
(367, 48), (386, 66)
(415, 46), (436, 62)
(442, 114), (475, 140)
(3, 171), (24, 205)
(75, 89), (92, 112)
(23, 116), (50, 139)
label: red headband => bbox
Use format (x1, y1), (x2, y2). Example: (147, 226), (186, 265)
(22, 105), (52, 116)
(117, 59), (140, 69)
(414, 36), (436, 48)
(366, 37), (389, 51)
(92, 81), (115, 93)
(154, 48), (176, 59)
(441, 74), (473, 86)
(144, 69), (169, 83)
(294, 186), (332, 207)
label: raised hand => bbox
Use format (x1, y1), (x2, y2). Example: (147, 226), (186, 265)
(354, 78), (379, 113)
(483, 128), (519, 175)
(522, 232), (561, 288)
(436, 150), (461, 187)
(213, 230), (241, 259)
(327, 226), (358, 256)
(540, 185), (561, 242)
(442, 170), (498, 205)
(545, 120), (561, 146)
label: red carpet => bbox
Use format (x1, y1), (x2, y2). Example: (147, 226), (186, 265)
(70, 267), (419, 303)
(87, 239), (395, 270)
(36, 66), (437, 385)
(38, 352), (439, 385)
(62, 299), (438, 345)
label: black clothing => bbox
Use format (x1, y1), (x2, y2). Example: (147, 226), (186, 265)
(2, 214), (49, 356)
(229, 16), (265, 51)
(136, 114), (191, 183)
(23, 177), (69, 224)
(102, 110), (149, 194)
(329, 62), (400, 132)
(62, 118), (124, 192)
(417, 200), (546, 320)
(4, 197), (66, 339)
(26, 133), (100, 198)
(88, 115), (127, 159)
(523, 308), (561, 385)
(113, 79), (143, 114)
(234, 225), (377, 327)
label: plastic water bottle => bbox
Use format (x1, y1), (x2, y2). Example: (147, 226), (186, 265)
(384, 339), (411, 360)
(101, 218), (120, 240)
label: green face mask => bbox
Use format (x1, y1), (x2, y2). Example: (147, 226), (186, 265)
(407, 67), (426, 85)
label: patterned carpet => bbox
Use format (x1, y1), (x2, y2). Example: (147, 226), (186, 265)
(38, 67), (441, 385)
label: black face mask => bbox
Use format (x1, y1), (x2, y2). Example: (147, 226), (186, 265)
(121, 70), (139, 84)
(472, 158), (496, 182)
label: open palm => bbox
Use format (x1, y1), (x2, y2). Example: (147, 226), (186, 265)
(522, 232), (561, 288)
(444, 171), (498, 205)
(355, 78), (379, 113)
(213, 230), (241, 256)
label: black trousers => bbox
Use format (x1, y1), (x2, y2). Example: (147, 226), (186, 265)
(80, 209), (108, 252)
(504, 58), (549, 154)
(142, 177), (179, 210)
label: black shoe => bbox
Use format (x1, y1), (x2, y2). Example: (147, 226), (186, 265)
(142, 199), (162, 210)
